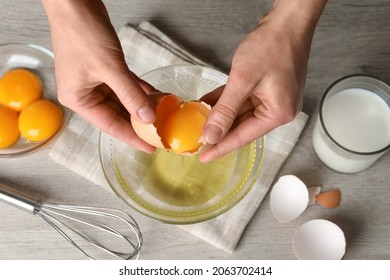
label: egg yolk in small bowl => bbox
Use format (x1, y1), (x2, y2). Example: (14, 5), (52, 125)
(0, 68), (42, 112)
(18, 99), (63, 142)
(0, 105), (20, 148)
(0, 68), (65, 152)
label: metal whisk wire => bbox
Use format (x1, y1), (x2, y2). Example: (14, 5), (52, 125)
(0, 182), (143, 260)
(36, 203), (143, 260)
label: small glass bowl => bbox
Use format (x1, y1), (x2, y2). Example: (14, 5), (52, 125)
(0, 43), (70, 157)
(100, 65), (265, 224)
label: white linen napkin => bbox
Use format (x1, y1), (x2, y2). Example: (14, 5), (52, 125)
(49, 21), (308, 253)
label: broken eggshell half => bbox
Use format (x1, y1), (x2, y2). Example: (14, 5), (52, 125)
(269, 175), (309, 223)
(293, 219), (346, 260)
(131, 93), (211, 155)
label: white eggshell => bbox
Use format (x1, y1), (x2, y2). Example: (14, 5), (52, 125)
(293, 219), (346, 260)
(270, 175), (309, 222)
(308, 186), (322, 206)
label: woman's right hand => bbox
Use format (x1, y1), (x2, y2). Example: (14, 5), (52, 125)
(41, 0), (157, 153)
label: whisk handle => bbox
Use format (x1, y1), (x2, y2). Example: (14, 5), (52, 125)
(0, 182), (39, 214)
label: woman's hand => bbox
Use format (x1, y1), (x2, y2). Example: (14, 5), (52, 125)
(200, 0), (327, 162)
(41, 0), (157, 153)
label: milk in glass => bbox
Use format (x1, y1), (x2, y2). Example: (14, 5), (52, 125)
(313, 85), (390, 173)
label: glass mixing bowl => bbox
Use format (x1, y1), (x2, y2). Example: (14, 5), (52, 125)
(99, 65), (265, 224)
(0, 43), (70, 157)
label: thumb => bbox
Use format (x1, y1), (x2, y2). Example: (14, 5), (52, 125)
(106, 67), (156, 124)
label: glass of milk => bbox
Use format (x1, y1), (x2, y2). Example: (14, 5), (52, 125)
(312, 75), (390, 173)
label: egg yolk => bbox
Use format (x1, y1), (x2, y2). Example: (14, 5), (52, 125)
(0, 105), (20, 148)
(161, 103), (207, 154)
(18, 99), (63, 142)
(0, 69), (42, 112)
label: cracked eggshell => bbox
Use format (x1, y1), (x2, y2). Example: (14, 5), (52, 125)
(131, 93), (211, 154)
(293, 219), (346, 260)
(270, 175), (309, 222)
(131, 93), (182, 149)
(316, 189), (341, 209)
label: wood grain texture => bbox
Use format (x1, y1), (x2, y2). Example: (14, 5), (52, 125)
(0, 0), (389, 260)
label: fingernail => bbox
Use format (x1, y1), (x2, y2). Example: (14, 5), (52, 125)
(137, 103), (156, 123)
(204, 124), (222, 144)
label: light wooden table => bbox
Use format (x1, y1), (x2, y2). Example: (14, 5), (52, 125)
(0, 0), (389, 260)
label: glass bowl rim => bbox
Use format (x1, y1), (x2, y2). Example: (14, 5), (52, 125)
(99, 64), (266, 224)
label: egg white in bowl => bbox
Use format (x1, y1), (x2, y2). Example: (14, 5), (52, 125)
(99, 65), (265, 224)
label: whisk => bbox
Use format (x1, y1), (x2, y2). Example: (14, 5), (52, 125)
(0, 182), (142, 260)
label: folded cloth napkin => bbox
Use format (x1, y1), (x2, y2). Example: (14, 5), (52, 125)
(49, 21), (308, 253)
